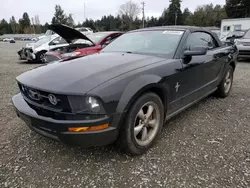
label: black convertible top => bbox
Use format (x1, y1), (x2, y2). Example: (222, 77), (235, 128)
(131, 25), (223, 47)
(135, 25), (206, 32)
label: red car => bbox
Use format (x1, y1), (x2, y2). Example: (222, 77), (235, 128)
(43, 25), (123, 63)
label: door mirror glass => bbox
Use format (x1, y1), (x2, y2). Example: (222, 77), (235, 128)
(183, 46), (208, 56)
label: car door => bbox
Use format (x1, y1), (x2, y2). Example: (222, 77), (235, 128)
(178, 31), (225, 107)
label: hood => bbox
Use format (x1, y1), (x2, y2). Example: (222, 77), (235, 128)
(26, 42), (35, 48)
(48, 24), (94, 45)
(16, 52), (165, 95)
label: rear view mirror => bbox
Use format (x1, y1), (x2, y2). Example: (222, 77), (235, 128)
(183, 46), (208, 56)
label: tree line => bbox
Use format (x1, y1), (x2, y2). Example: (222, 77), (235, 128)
(0, 0), (250, 35)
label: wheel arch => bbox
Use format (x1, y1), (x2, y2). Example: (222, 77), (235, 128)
(229, 60), (236, 71)
(113, 74), (170, 130)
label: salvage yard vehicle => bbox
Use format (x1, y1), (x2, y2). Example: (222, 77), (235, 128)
(17, 25), (113, 63)
(3, 38), (14, 42)
(17, 34), (61, 61)
(44, 31), (123, 63)
(75, 27), (93, 35)
(221, 30), (247, 46)
(235, 29), (250, 60)
(12, 26), (237, 155)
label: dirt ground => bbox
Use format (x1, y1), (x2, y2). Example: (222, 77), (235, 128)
(0, 41), (250, 188)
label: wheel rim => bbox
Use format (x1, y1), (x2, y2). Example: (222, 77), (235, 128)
(40, 53), (45, 60)
(134, 101), (161, 146)
(224, 70), (232, 94)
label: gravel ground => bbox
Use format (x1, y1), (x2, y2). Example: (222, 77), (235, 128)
(0, 41), (250, 188)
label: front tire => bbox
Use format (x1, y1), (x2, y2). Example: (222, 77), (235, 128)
(117, 93), (164, 155)
(215, 65), (234, 98)
(36, 51), (46, 62)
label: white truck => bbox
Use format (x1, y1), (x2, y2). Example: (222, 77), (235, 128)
(220, 18), (250, 40)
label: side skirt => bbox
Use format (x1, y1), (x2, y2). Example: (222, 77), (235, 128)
(165, 88), (217, 122)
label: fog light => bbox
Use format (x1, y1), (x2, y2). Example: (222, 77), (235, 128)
(68, 123), (109, 132)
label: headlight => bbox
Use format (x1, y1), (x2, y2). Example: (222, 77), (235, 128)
(68, 96), (105, 114)
(61, 51), (81, 58)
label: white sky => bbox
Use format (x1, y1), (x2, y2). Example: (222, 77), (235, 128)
(1, 0), (225, 24)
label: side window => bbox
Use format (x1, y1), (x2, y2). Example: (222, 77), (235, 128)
(234, 24), (242, 31)
(51, 37), (66, 45)
(109, 34), (121, 42)
(223, 26), (231, 31)
(101, 34), (120, 46)
(185, 32), (218, 50)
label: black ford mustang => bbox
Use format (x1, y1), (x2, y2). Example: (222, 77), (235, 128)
(12, 26), (237, 155)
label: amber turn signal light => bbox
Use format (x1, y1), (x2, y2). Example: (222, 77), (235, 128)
(68, 123), (109, 132)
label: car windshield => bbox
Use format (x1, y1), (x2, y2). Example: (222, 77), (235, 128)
(243, 30), (250, 39)
(87, 33), (109, 43)
(35, 36), (52, 45)
(102, 30), (184, 55)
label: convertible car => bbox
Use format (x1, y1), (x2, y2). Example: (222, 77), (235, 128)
(43, 31), (123, 63)
(13, 26), (237, 155)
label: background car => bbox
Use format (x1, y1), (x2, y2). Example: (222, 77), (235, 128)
(3, 38), (14, 42)
(221, 30), (247, 45)
(44, 31), (123, 63)
(17, 25), (97, 62)
(235, 29), (250, 60)
(75, 27), (93, 35)
(9, 39), (16, 43)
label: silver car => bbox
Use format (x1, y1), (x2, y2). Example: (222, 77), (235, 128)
(235, 29), (250, 60)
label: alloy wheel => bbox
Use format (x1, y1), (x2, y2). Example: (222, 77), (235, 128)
(224, 70), (232, 94)
(134, 101), (161, 146)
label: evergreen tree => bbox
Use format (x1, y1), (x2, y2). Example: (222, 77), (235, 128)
(167, 0), (183, 25)
(51, 5), (68, 25)
(10, 16), (17, 34)
(225, 0), (250, 18)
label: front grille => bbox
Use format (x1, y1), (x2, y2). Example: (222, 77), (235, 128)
(18, 83), (71, 113)
(239, 50), (250, 55)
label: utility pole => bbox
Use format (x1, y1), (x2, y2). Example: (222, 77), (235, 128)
(84, 2), (86, 22)
(31, 17), (35, 34)
(175, 12), (178, 25)
(174, 3), (178, 25)
(141, 2), (145, 28)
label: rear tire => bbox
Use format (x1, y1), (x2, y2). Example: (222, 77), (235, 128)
(116, 92), (164, 155)
(215, 65), (234, 98)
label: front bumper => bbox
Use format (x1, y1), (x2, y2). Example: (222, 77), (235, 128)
(12, 93), (118, 147)
(17, 48), (27, 60)
(236, 45), (250, 58)
(26, 50), (36, 61)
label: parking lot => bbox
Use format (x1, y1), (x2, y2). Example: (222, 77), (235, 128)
(0, 41), (250, 187)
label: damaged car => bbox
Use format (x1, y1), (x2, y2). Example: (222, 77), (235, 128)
(17, 25), (98, 62)
(44, 31), (123, 63)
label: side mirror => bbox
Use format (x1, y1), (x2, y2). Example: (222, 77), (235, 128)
(183, 46), (208, 57)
